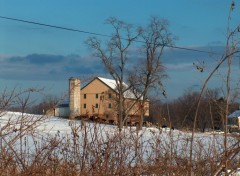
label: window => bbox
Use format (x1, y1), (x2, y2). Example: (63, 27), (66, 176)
(96, 94), (98, 99)
(108, 93), (112, 98)
(84, 94), (86, 99)
(106, 114), (109, 119)
(95, 103), (98, 108)
(108, 103), (111, 108)
(84, 104), (86, 109)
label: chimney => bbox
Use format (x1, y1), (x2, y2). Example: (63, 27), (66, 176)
(69, 77), (81, 119)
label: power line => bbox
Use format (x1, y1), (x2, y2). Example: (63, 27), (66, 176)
(0, 15), (220, 55)
(0, 16), (111, 38)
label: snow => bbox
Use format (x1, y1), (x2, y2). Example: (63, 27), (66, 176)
(98, 77), (119, 90)
(0, 111), (239, 174)
(0, 111), (236, 153)
(98, 77), (141, 99)
(0, 111), (236, 147)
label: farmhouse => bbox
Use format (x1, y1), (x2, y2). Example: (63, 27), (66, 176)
(50, 77), (149, 124)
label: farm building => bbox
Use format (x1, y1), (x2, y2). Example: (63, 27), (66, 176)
(48, 77), (149, 124)
(228, 110), (240, 132)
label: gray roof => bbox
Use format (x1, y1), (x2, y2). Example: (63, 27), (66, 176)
(57, 103), (69, 108)
(228, 110), (240, 118)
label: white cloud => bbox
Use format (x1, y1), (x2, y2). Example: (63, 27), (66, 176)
(165, 62), (193, 71)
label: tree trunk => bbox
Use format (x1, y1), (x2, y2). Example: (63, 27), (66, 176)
(138, 114), (144, 130)
(118, 118), (123, 131)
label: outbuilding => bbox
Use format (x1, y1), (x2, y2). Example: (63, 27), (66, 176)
(228, 110), (240, 132)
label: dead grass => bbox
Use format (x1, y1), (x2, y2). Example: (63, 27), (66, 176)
(0, 114), (239, 176)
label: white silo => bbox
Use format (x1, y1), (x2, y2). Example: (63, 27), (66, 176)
(69, 77), (81, 119)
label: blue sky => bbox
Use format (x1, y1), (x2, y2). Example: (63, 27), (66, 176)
(0, 0), (239, 101)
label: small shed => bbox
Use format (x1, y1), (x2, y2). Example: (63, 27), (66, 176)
(228, 110), (240, 131)
(55, 104), (70, 117)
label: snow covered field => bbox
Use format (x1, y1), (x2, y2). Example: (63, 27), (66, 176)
(0, 111), (239, 175)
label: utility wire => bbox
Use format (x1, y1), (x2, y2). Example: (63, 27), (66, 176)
(0, 15), (221, 55)
(0, 16), (111, 38)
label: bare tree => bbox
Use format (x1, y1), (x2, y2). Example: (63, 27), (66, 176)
(30, 95), (59, 115)
(188, 3), (240, 174)
(129, 17), (174, 129)
(87, 17), (174, 130)
(86, 17), (141, 130)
